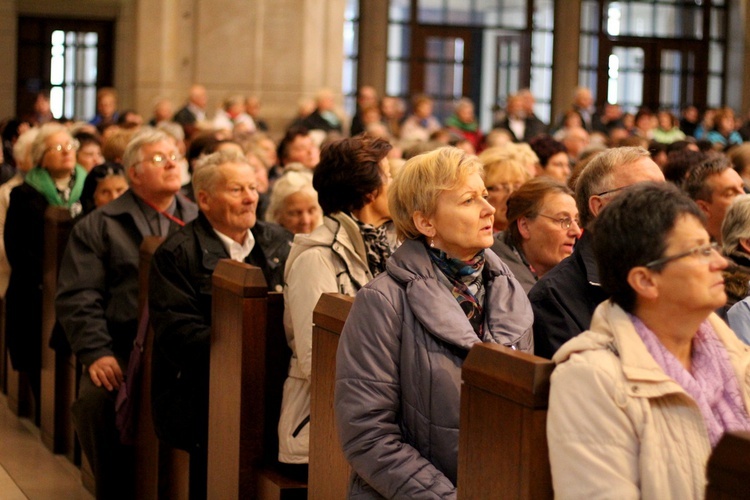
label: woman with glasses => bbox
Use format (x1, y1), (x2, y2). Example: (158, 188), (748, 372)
(4, 122), (87, 409)
(335, 147), (533, 498)
(547, 182), (750, 499)
(491, 177), (581, 293)
(478, 146), (532, 233)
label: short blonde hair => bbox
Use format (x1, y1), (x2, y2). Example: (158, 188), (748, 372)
(478, 147), (531, 187)
(389, 147), (483, 241)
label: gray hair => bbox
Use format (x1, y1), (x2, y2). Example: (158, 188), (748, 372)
(721, 194), (750, 255)
(30, 123), (70, 166)
(192, 149), (250, 196)
(575, 146), (651, 228)
(122, 127), (173, 170)
(156, 121), (185, 142)
(265, 171), (319, 224)
(13, 127), (39, 165)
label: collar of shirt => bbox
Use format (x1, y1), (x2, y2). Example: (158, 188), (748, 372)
(213, 228), (255, 262)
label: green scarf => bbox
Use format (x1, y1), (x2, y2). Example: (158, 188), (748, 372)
(25, 164), (87, 207)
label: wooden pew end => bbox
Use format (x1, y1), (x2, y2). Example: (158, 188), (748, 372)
(257, 467), (308, 500)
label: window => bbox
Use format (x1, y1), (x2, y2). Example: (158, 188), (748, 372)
(49, 30), (99, 120)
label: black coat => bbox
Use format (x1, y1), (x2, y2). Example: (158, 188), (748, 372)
(528, 231), (609, 359)
(492, 115), (548, 143)
(4, 183), (47, 372)
(149, 213), (292, 451)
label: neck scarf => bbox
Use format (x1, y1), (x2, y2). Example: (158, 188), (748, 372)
(352, 215), (393, 277)
(25, 164), (86, 209)
(428, 245), (486, 337)
(629, 314), (750, 447)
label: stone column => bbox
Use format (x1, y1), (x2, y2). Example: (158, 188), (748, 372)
(0, 0), (16, 119)
(357, 0), (388, 96)
(551, 0), (582, 123)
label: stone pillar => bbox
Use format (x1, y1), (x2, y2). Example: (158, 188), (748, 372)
(0, 0), (16, 119)
(551, 0), (582, 123)
(357, 0), (388, 96)
(726, 0), (749, 114)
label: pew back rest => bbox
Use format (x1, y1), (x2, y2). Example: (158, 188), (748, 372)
(705, 431), (750, 499)
(309, 293), (354, 500)
(458, 343), (554, 500)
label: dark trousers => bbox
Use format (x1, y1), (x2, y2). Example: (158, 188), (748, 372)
(72, 370), (135, 500)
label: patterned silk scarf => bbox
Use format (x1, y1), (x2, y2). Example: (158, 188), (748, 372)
(352, 215), (393, 277)
(428, 245), (486, 337)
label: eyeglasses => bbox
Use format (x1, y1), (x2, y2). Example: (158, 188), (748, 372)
(595, 185), (630, 197)
(644, 242), (720, 269)
(44, 140), (79, 155)
(537, 214), (580, 230)
(138, 153), (182, 168)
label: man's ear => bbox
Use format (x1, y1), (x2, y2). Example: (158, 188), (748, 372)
(413, 211), (435, 238)
(740, 237), (750, 254)
(196, 190), (211, 213)
(589, 195), (605, 219)
(695, 198), (711, 218)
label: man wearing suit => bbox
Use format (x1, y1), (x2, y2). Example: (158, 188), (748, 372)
(493, 93), (547, 143)
(173, 84), (208, 139)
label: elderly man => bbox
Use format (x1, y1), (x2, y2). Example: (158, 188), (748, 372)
(173, 84), (208, 139)
(149, 150), (291, 498)
(529, 146), (665, 359)
(56, 128), (198, 499)
(684, 155), (745, 245)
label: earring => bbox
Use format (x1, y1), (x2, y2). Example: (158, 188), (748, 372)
(430, 238), (434, 248)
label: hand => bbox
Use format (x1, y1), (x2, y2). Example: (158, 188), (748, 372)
(88, 356), (124, 391)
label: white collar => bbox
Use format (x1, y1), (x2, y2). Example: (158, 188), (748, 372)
(214, 228), (255, 262)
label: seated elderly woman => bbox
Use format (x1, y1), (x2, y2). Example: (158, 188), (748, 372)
(335, 147), (533, 498)
(278, 134), (396, 478)
(265, 170), (322, 234)
(478, 146), (532, 233)
(548, 182), (750, 498)
(491, 177), (581, 293)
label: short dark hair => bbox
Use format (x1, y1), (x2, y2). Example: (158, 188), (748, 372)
(73, 131), (101, 149)
(662, 148), (707, 188)
(592, 182), (705, 312)
(80, 161), (127, 214)
(277, 126), (310, 165)
(528, 135), (567, 167)
(684, 154), (731, 202)
(313, 134), (392, 215)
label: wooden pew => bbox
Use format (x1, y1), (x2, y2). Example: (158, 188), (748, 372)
(705, 431), (750, 499)
(207, 259), (306, 499)
(457, 343), (554, 499)
(308, 293), (353, 500)
(134, 236), (190, 499)
(39, 206), (75, 459)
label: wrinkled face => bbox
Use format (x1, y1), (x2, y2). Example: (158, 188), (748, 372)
(426, 171), (496, 261)
(648, 215), (728, 314)
(93, 175), (129, 208)
(700, 168), (745, 243)
(198, 162), (259, 239)
(520, 193), (581, 277)
(286, 135), (319, 169)
(366, 158), (393, 224)
(77, 143), (105, 172)
(486, 176), (525, 232)
(41, 131), (77, 178)
(542, 152), (571, 183)
(278, 190), (321, 234)
(129, 140), (183, 199)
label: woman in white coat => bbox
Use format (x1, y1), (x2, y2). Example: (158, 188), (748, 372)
(547, 182), (750, 499)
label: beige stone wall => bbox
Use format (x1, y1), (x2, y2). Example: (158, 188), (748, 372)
(0, 0), (17, 120)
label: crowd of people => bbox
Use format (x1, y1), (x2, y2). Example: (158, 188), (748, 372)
(1, 82), (750, 499)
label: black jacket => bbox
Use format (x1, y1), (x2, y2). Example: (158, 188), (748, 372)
(528, 231), (609, 359)
(492, 115), (548, 143)
(149, 213), (292, 451)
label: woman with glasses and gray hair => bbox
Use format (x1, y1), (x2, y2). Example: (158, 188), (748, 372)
(4, 122), (87, 410)
(722, 195), (750, 343)
(548, 182), (750, 499)
(491, 177), (581, 293)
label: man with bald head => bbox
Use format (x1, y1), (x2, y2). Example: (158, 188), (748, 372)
(529, 146), (665, 359)
(174, 84), (208, 139)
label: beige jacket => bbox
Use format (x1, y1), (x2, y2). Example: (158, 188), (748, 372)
(548, 300), (750, 500)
